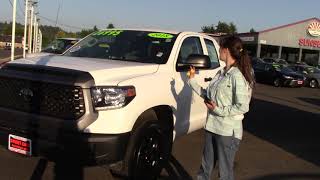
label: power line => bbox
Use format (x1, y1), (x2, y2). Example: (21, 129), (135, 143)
(8, 0), (24, 21)
(17, 0), (24, 14)
(55, 0), (63, 27)
(38, 15), (85, 30)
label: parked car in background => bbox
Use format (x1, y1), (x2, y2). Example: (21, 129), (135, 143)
(251, 57), (264, 66)
(4, 42), (12, 50)
(26, 38), (81, 59)
(276, 58), (289, 65)
(42, 38), (80, 54)
(253, 62), (305, 87)
(293, 61), (308, 66)
(290, 65), (320, 88)
(263, 57), (288, 65)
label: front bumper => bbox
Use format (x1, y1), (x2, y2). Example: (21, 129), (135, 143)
(0, 105), (129, 165)
(0, 124), (130, 165)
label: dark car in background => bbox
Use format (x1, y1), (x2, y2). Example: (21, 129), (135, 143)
(42, 38), (80, 54)
(290, 65), (320, 88)
(263, 58), (288, 65)
(253, 63), (305, 87)
(251, 57), (265, 66)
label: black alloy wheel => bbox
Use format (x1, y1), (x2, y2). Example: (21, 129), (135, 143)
(309, 79), (319, 88)
(273, 78), (281, 87)
(131, 123), (166, 179)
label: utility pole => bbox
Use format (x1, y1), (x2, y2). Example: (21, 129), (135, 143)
(28, 5), (33, 54)
(11, 0), (17, 61)
(32, 17), (36, 53)
(23, 0), (29, 58)
(33, 15), (37, 53)
(39, 29), (42, 52)
(36, 19), (40, 52)
(35, 19), (39, 52)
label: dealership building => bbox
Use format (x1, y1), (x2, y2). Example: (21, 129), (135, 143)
(237, 17), (320, 65)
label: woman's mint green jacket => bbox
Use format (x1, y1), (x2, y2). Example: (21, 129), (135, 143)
(189, 67), (252, 139)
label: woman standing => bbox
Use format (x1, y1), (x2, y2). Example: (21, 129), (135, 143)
(188, 36), (254, 180)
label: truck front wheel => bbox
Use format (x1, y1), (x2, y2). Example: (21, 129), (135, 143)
(130, 120), (170, 179)
(111, 110), (172, 179)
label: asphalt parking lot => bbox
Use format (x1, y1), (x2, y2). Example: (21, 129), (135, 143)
(0, 49), (23, 63)
(0, 83), (319, 180)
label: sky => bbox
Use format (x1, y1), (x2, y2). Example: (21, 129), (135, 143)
(1, 0), (320, 33)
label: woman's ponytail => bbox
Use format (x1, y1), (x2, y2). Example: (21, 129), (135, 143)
(220, 36), (255, 88)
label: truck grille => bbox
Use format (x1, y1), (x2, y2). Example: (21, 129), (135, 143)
(0, 76), (85, 120)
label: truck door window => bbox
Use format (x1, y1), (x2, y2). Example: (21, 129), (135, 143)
(204, 39), (220, 68)
(178, 37), (203, 63)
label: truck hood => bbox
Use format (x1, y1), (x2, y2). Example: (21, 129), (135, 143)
(10, 56), (159, 85)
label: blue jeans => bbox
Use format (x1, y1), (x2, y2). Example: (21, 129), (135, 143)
(197, 131), (240, 180)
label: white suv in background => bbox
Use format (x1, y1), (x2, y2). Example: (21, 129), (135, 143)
(0, 29), (222, 179)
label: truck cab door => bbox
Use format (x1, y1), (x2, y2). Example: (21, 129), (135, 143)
(172, 35), (221, 136)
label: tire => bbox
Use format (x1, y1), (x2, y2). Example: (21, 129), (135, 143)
(110, 110), (172, 180)
(309, 79), (319, 88)
(273, 78), (281, 87)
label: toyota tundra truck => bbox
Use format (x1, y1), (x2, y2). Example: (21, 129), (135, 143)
(0, 29), (222, 179)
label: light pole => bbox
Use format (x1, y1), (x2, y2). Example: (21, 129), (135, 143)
(28, 1), (37, 54)
(33, 14), (37, 53)
(39, 29), (42, 52)
(35, 19), (39, 52)
(11, 0), (17, 61)
(28, 5), (33, 54)
(23, 0), (29, 58)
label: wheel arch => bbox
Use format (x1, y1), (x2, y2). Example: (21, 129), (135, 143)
(132, 105), (174, 133)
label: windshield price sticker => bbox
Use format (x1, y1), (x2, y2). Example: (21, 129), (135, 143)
(93, 30), (123, 36)
(148, 33), (174, 39)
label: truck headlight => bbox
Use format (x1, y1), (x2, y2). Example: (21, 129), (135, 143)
(91, 86), (136, 110)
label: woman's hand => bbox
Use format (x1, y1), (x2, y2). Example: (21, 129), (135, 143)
(204, 100), (217, 111)
(187, 66), (196, 79)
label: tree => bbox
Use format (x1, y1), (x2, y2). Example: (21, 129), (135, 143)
(56, 30), (66, 38)
(202, 21), (238, 34)
(229, 22), (237, 34)
(201, 25), (216, 33)
(250, 28), (256, 33)
(107, 23), (115, 29)
(216, 21), (230, 34)
(93, 25), (98, 31)
(77, 29), (95, 38)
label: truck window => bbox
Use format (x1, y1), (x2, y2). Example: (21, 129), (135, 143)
(178, 37), (203, 63)
(204, 39), (220, 68)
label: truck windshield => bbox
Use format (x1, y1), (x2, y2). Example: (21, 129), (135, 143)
(64, 30), (177, 64)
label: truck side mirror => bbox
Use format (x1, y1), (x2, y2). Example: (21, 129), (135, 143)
(177, 54), (211, 71)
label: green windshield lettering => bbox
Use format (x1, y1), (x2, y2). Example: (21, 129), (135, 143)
(93, 30), (123, 36)
(148, 33), (173, 39)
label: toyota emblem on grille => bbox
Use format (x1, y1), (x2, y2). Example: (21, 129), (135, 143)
(19, 88), (34, 102)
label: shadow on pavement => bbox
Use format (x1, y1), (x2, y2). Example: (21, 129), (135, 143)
(159, 155), (193, 180)
(244, 98), (320, 166)
(111, 155), (193, 180)
(298, 97), (320, 107)
(247, 173), (320, 180)
(30, 158), (48, 180)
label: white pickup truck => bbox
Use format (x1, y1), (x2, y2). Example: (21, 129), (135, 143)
(0, 29), (222, 179)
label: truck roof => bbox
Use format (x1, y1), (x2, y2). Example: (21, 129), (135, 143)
(98, 28), (180, 35)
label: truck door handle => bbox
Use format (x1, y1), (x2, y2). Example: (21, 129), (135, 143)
(204, 77), (212, 82)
